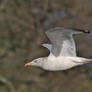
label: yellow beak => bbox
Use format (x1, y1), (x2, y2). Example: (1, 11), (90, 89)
(25, 62), (32, 67)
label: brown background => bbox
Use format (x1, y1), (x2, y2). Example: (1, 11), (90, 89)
(0, 0), (92, 92)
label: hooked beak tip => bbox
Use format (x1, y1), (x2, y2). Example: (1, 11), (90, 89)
(25, 62), (32, 67)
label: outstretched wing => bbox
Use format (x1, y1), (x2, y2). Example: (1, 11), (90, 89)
(41, 44), (52, 51)
(45, 27), (77, 57)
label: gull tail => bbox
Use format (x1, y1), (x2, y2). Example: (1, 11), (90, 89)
(84, 58), (92, 64)
(71, 57), (92, 64)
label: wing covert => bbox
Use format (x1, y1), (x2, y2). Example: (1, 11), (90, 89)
(45, 27), (76, 57)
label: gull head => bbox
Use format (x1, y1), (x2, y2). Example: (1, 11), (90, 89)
(25, 58), (45, 67)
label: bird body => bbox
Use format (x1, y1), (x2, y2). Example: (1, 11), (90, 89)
(25, 27), (91, 71)
(41, 56), (77, 71)
(41, 56), (92, 71)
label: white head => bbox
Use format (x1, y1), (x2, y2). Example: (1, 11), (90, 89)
(25, 58), (46, 68)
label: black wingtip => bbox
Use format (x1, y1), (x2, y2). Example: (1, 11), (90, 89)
(69, 28), (91, 34)
(84, 30), (90, 34)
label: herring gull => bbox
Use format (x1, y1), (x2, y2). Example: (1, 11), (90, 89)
(25, 27), (92, 71)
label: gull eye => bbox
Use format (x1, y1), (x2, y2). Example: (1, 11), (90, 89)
(34, 60), (37, 63)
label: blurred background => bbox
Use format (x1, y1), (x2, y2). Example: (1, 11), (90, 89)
(0, 0), (92, 92)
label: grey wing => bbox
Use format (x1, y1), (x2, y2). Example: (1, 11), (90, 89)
(41, 44), (52, 51)
(45, 27), (76, 57)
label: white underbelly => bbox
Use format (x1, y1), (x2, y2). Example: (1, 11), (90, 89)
(42, 58), (77, 71)
(43, 64), (76, 71)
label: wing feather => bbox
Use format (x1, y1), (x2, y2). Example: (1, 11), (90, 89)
(41, 44), (52, 51)
(45, 27), (76, 57)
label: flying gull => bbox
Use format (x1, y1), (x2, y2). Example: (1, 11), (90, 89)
(25, 27), (92, 71)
